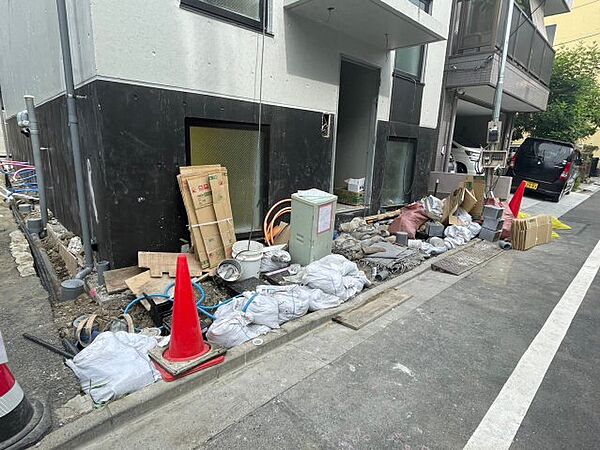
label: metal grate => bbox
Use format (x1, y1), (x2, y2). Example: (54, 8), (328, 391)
(431, 240), (503, 275)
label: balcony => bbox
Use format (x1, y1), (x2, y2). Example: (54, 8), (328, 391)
(454, 0), (555, 86)
(446, 0), (557, 112)
(284, 0), (447, 50)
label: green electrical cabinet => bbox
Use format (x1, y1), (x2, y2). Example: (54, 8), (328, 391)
(289, 189), (338, 266)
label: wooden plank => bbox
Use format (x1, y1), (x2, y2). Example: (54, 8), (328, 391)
(209, 172), (235, 259)
(104, 266), (144, 294)
(138, 252), (204, 277)
(364, 209), (402, 224)
(333, 291), (411, 330)
(125, 269), (172, 296)
(58, 241), (79, 276)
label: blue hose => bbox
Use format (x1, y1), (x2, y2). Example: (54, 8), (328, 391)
(242, 293), (258, 313)
(124, 282), (242, 322)
(124, 294), (172, 315)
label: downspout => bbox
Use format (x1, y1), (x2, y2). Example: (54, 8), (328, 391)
(442, 90), (460, 172)
(56, 0), (93, 278)
(24, 96), (49, 229)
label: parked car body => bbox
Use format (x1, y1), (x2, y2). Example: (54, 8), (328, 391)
(507, 137), (580, 202)
(451, 141), (483, 175)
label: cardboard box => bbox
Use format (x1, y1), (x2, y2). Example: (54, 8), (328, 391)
(178, 165), (236, 269)
(334, 188), (364, 206)
(511, 215), (552, 250)
(464, 175), (485, 218)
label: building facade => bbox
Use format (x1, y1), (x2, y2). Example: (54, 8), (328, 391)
(435, 0), (573, 171)
(0, 0), (452, 267)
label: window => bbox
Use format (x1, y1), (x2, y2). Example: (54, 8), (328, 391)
(188, 121), (267, 233)
(381, 139), (417, 206)
(181, 0), (266, 31)
(394, 45), (425, 79)
(409, 0), (432, 13)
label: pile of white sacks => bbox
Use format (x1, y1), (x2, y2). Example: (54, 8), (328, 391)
(206, 255), (370, 348)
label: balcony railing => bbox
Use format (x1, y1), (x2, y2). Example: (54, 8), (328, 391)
(452, 0), (555, 86)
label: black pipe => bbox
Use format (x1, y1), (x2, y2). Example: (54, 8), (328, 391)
(23, 333), (75, 359)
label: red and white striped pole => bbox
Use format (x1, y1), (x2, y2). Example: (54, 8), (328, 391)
(0, 331), (50, 448)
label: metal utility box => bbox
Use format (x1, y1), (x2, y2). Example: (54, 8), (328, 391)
(289, 189), (337, 266)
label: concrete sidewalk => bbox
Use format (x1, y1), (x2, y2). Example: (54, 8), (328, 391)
(0, 204), (79, 427)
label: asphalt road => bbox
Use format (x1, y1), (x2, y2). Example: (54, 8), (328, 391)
(44, 185), (600, 450)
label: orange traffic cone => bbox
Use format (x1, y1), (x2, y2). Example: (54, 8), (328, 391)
(149, 255), (225, 381)
(509, 181), (526, 217)
(0, 332), (51, 447)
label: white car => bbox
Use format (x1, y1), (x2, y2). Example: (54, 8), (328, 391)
(451, 141), (483, 174)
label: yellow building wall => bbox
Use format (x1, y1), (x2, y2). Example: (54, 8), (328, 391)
(546, 1), (600, 151)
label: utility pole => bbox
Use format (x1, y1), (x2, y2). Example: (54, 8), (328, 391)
(483, 0), (515, 196)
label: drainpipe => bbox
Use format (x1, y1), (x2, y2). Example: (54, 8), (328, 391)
(492, 0), (515, 124)
(486, 0), (515, 195)
(56, 0), (93, 279)
(23, 96), (48, 229)
(442, 90), (460, 172)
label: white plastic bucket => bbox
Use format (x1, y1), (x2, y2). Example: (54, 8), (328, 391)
(232, 240), (264, 281)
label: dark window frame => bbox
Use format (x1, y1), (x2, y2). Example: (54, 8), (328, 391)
(184, 117), (270, 236)
(180, 0), (267, 33)
(393, 44), (426, 82)
(381, 136), (419, 207)
(409, 0), (432, 14)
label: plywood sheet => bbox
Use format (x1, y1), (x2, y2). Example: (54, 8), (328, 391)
(333, 291), (411, 330)
(138, 252), (204, 277)
(104, 266), (144, 294)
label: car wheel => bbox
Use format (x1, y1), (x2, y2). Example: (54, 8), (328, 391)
(456, 163), (467, 174)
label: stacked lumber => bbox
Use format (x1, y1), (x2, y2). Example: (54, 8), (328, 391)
(178, 165), (236, 269)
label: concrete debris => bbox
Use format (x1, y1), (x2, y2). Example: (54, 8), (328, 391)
(9, 229), (36, 277)
(334, 219), (395, 261)
(363, 243), (425, 273)
(67, 236), (83, 256)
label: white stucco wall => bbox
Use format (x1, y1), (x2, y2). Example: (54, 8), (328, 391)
(88, 0), (401, 120)
(419, 0), (453, 129)
(0, 0), (96, 118)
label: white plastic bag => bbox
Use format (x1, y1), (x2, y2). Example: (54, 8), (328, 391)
(65, 331), (160, 404)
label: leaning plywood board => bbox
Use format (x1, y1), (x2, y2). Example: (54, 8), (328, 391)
(178, 165), (223, 268)
(104, 266), (145, 294)
(184, 167), (235, 268)
(138, 252), (204, 277)
(333, 291), (412, 330)
(178, 174), (210, 269)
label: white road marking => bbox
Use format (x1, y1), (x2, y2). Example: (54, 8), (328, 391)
(464, 239), (600, 450)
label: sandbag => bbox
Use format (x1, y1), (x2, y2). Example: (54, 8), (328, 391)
(388, 202), (430, 239)
(206, 309), (270, 348)
(241, 292), (280, 329)
(65, 331), (160, 404)
(302, 254), (370, 300)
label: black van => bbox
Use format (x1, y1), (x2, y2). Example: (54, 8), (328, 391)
(508, 137), (580, 202)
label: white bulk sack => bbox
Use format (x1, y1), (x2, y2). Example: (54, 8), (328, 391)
(65, 331), (160, 404)
(206, 309), (270, 348)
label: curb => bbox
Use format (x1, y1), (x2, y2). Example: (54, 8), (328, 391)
(38, 242), (479, 449)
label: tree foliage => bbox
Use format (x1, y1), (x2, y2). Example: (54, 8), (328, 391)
(514, 44), (600, 143)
